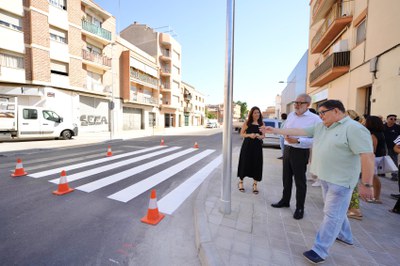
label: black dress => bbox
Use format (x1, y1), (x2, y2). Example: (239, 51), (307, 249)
(237, 124), (263, 181)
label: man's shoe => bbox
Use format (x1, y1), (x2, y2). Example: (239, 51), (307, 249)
(293, 208), (304, 220)
(390, 193), (400, 199)
(336, 237), (353, 246)
(303, 250), (325, 264)
(271, 200), (290, 208)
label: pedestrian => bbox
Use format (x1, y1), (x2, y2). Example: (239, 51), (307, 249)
(271, 94), (321, 220)
(391, 135), (400, 200)
(345, 109), (366, 220)
(260, 100), (375, 264)
(365, 115), (386, 204)
(383, 114), (400, 181)
(237, 106), (264, 194)
(277, 112), (287, 159)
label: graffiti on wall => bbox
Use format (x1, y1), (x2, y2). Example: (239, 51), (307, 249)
(80, 115), (108, 126)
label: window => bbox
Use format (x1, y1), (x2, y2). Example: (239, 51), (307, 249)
(48, 0), (66, 10)
(173, 65), (180, 75)
(0, 53), (24, 69)
(23, 109), (38, 120)
(356, 20), (366, 46)
(50, 27), (67, 44)
(50, 60), (68, 76)
(0, 11), (22, 31)
(43, 110), (61, 122)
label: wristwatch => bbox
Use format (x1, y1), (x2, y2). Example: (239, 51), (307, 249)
(359, 180), (373, 188)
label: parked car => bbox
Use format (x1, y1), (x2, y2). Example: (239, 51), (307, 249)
(262, 118), (282, 147)
(233, 118), (245, 132)
(206, 120), (219, 128)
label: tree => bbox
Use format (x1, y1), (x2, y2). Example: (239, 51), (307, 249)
(235, 101), (248, 119)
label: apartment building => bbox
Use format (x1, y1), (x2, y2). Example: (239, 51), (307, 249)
(117, 37), (159, 130)
(0, 0), (116, 133)
(181, 81), (205, 126)
(307, 0), (400, 116)
(120, 23), (184, 128)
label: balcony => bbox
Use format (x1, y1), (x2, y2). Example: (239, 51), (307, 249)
(312, 0), (336, 24)
(131, 93), (158, 106)
(311, 3), (353, 54)
(309, 51), (350, 87)
(184, 106), (193, 113)
(160, 83), (170, 92)
(160, 67), (171, 77)
(184, 93), (192, 101)
(82, 49), (111, 69)
(82, 20), (111, 44)
(159, 49), (171, 62)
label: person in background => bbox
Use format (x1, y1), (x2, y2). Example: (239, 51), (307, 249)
(277, 113), (287, 159)
(391, 135), (400, 200)
(365, 115), (386, 204)
(345, 110), (366, 220)
(383, 114), (400, 181)
(237, 106), (264, 194)
(261, 100), (374, 264)
(270, 94), (321, 220)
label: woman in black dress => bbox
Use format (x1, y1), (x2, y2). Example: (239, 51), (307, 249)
(237, 106), (264, 194)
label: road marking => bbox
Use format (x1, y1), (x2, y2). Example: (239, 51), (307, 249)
(48, 147), (181, 184)
(28, 146), (166, 178)
(158, 154), (222, 214)
(107, 149), (216, 203)
(76, 148), (197, 192)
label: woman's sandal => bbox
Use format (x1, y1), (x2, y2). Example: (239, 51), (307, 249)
(238, 181), (245, 192)
(252, 182), (259, 195)
(347, 211), (363, 220)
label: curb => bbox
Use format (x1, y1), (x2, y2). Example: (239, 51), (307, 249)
(194, 165), (224, 266)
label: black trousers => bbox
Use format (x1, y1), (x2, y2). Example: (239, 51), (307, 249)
(281, 145), (310, 209)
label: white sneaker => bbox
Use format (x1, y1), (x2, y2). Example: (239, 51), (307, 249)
(312, 180), (321, 187)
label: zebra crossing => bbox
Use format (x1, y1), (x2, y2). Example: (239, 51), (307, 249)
(26, 145), (222, 214)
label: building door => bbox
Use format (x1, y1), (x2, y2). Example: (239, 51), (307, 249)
(123, 107), (142, 130)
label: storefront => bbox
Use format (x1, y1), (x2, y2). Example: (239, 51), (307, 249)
(79, 95), (109, 132)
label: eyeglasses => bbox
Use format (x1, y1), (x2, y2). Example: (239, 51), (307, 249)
(388, 118), (397, 120)
(318, 108), (335, 116)
(292, 101), (308, 105)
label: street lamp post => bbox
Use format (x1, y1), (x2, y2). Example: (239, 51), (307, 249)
(221, 0), (235, 214)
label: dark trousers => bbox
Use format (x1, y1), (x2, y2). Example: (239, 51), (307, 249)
(281, 145), (310, 209)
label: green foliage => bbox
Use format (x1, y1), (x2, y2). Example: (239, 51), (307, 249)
(235, 101), (248, 119)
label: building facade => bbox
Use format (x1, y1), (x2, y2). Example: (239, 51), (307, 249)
(181, 81), (205, 126)
(307, 0), (400, 116)
(0, 0), (205, 136)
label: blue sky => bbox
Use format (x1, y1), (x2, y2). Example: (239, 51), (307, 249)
(94, 0), (310, 110)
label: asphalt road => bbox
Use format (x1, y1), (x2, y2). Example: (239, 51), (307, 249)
(0, 130), (247, 265)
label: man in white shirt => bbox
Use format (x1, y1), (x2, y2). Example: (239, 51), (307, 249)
(271, 94), (321, 220)
(391, 135), (400, 199)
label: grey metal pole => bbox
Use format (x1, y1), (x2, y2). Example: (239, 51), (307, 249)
(221, 0), (235, 214)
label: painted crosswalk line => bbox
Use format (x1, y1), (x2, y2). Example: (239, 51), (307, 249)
(48, 146), (181, 184)
(107, 149), (216, 203)
(29, 146), (166, 178)
(157, 154), (222, 214)
(76, 148), (197, 192)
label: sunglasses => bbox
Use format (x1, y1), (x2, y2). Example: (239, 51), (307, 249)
(318, 108), (335, 116)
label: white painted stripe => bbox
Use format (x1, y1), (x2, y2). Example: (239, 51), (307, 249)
(107, 149), (215, 203)
(158, 155), (222, 214)
(76, 148), (197, 193)
(48, 147), (181, 184)
(29, 146), (165, 178)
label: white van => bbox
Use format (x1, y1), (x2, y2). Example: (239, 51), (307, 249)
(262, 118), (282, 147)
(0, 96), (78, 140)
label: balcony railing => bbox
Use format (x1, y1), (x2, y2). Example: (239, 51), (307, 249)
(309, 51), (350, 87)
(131, 93), (158, 105)
(82, 49), (111, 67)
(184, 93), (192, 101)
(82, 20), (111, 41)
(311, 2), (352, 53)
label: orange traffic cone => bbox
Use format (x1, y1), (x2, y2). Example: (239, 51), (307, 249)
(52, 170), (74, 196)
(194, 142), (199, 149)
(160, 138), (165, 146)
(11, 158), (27, 177)
(141, 189), (165, 225)
(106, 145), (113, 157)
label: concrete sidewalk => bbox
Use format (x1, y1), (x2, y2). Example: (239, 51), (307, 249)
(195, 147), (400, 266)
